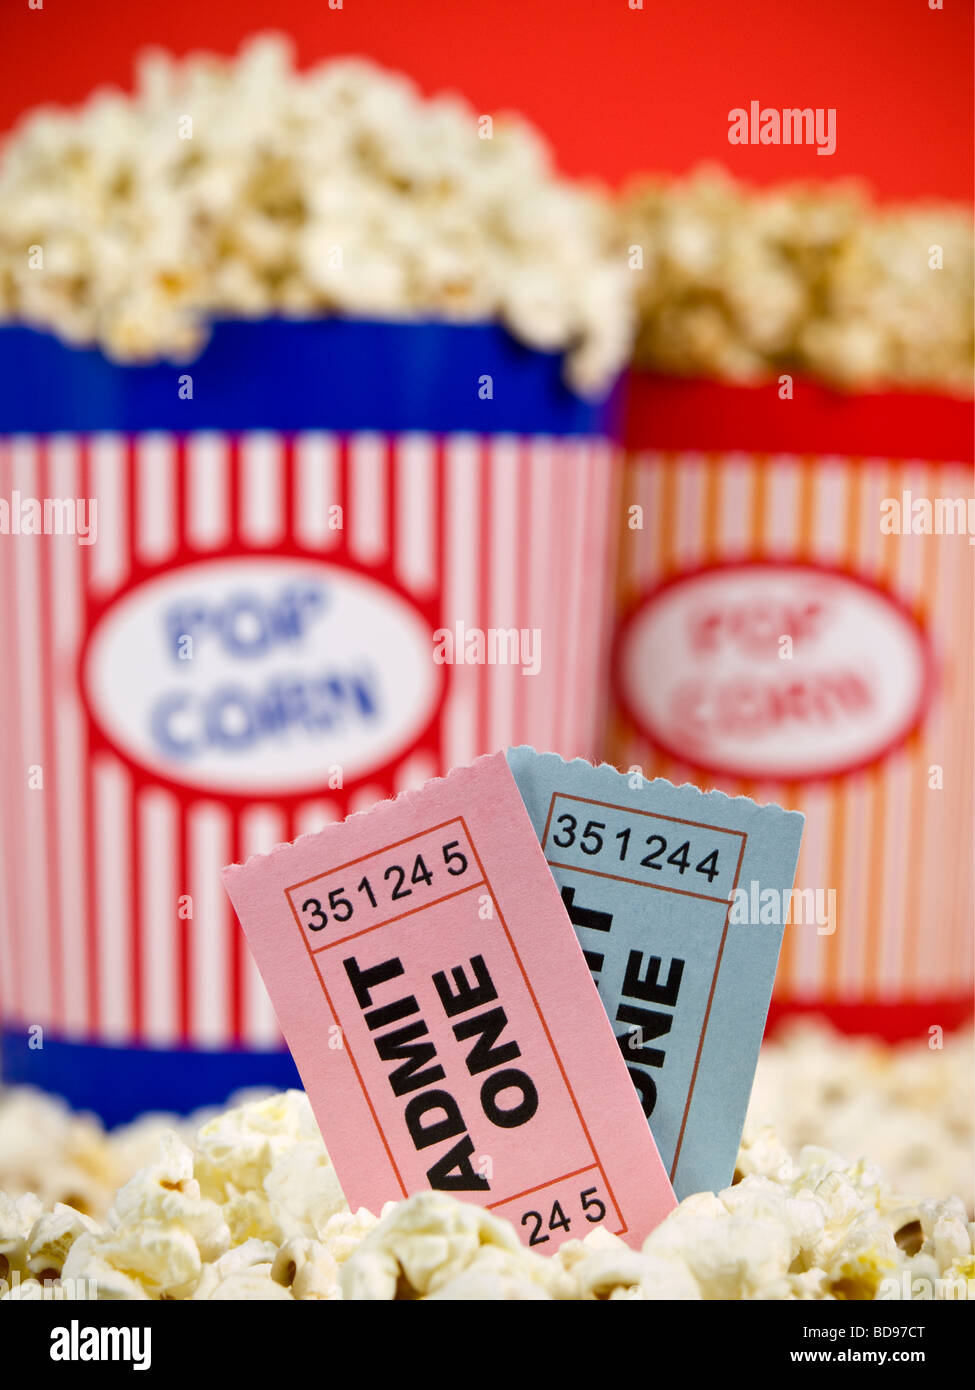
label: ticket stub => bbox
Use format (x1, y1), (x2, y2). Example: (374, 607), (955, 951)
(222, 752), (676, 1249)
(506, 747), (804, 1199)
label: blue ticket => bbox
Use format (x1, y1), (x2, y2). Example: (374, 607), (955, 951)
(506, 747), (804, 1199)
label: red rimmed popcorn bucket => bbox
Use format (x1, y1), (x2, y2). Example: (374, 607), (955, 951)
(0, 317), (620, 1121)
(609, 374), (974, 1040)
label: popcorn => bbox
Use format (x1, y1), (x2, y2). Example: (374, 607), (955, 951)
(0, 1073), (968, 1301)
(340, 1191), (560, 1301)
(317, 1207), (386, 1266)
(25, 1204), (100, 1278)
(206, 1267), (294, 1301)
(56, 1238), (151, 1302)
(0, 39), (969, 398)
(0, 1086), (123, 1218)
(0, 1026), (970, 1300)
(622, 165), (974, 392)
(0, 1190), (44, 1284)
(59, 1132), (231, 1300)
(271, 1236), (341, 1300)
(193, 1090), (347, 1245)
(921, 1197), (971, 1268)
(746, 1021), (974, 1208)
(0, 34), (630, 397)
(553, 1227), (686, 1301)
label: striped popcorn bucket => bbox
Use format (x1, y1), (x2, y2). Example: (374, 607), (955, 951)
(0, 318), (620, 1122)
(610, 375), (974, 1040)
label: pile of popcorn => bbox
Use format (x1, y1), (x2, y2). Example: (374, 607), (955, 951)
(4, 33), (969, 404)
(622, 166), (974, 392)
(0, 1089), (969, 1303)
(0, 35), (630, 396)
(0, 1022), (971, 1300)
(746, 1022), (973, 1212)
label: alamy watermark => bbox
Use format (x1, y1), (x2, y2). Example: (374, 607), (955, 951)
(877, 1270), (973, 1301)
(880, 492), (975, 543)
(728, 102), (836, 156)
(0, 1269), (98, 1300)
(50, 1318), (151, 1370)
(0, 491), (97, 546)
(728, 880), (836, 936)
(432, 622), (541, 676)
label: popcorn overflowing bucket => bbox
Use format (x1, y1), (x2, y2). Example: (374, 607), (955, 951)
(609, 374), (974, 1039)
(0, 317), (620, 1122)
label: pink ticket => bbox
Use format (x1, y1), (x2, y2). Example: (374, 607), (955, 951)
(222, 752), (676, 1250)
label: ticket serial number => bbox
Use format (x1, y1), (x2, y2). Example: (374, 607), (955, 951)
(288, 823), (481, 939)
(542, 795), (742, 899)
(519, 1187), (608, 1246)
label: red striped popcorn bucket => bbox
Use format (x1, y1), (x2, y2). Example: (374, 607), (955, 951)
(610, 375), (974, 1040)
(0, 318), (620, 1121)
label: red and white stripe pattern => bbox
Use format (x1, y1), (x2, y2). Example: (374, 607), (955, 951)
(0, 431), (617, 1049)
(610, 450), (974, 1007)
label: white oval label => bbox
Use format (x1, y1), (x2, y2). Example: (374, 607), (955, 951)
(614, 561), (932, 781)
(83, 556), (442, 795)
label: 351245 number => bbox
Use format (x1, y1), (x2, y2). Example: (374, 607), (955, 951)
(300, 840), (469, 932)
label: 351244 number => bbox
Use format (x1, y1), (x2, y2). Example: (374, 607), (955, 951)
(551, 814), (720, 884)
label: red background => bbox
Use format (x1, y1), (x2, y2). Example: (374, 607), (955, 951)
(0, 0), (971, 202)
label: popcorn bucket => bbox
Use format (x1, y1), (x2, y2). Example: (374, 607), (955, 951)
(0, 317), (621, 1122)
(609, 374), (974, 1040)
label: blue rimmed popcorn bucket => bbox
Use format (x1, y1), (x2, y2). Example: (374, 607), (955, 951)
(0, 316), (621, 1122)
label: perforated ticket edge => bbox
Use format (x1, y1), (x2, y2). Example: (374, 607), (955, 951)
(506, 745), (805, 1196)
(222, 751), (677, 1245)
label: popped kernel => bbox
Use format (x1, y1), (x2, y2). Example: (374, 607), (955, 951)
(26, 1203), (100, 1276)
(746, 1021), (974, 1208)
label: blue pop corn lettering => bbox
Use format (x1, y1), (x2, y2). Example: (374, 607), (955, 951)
(147, 581), (382, 761)
(151, 671), (379, 758)
(164, 582), (328, 661)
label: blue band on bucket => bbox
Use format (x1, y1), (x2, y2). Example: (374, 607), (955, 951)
(0, 318), (621, 436)
(1, 1028), (302, 1127)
